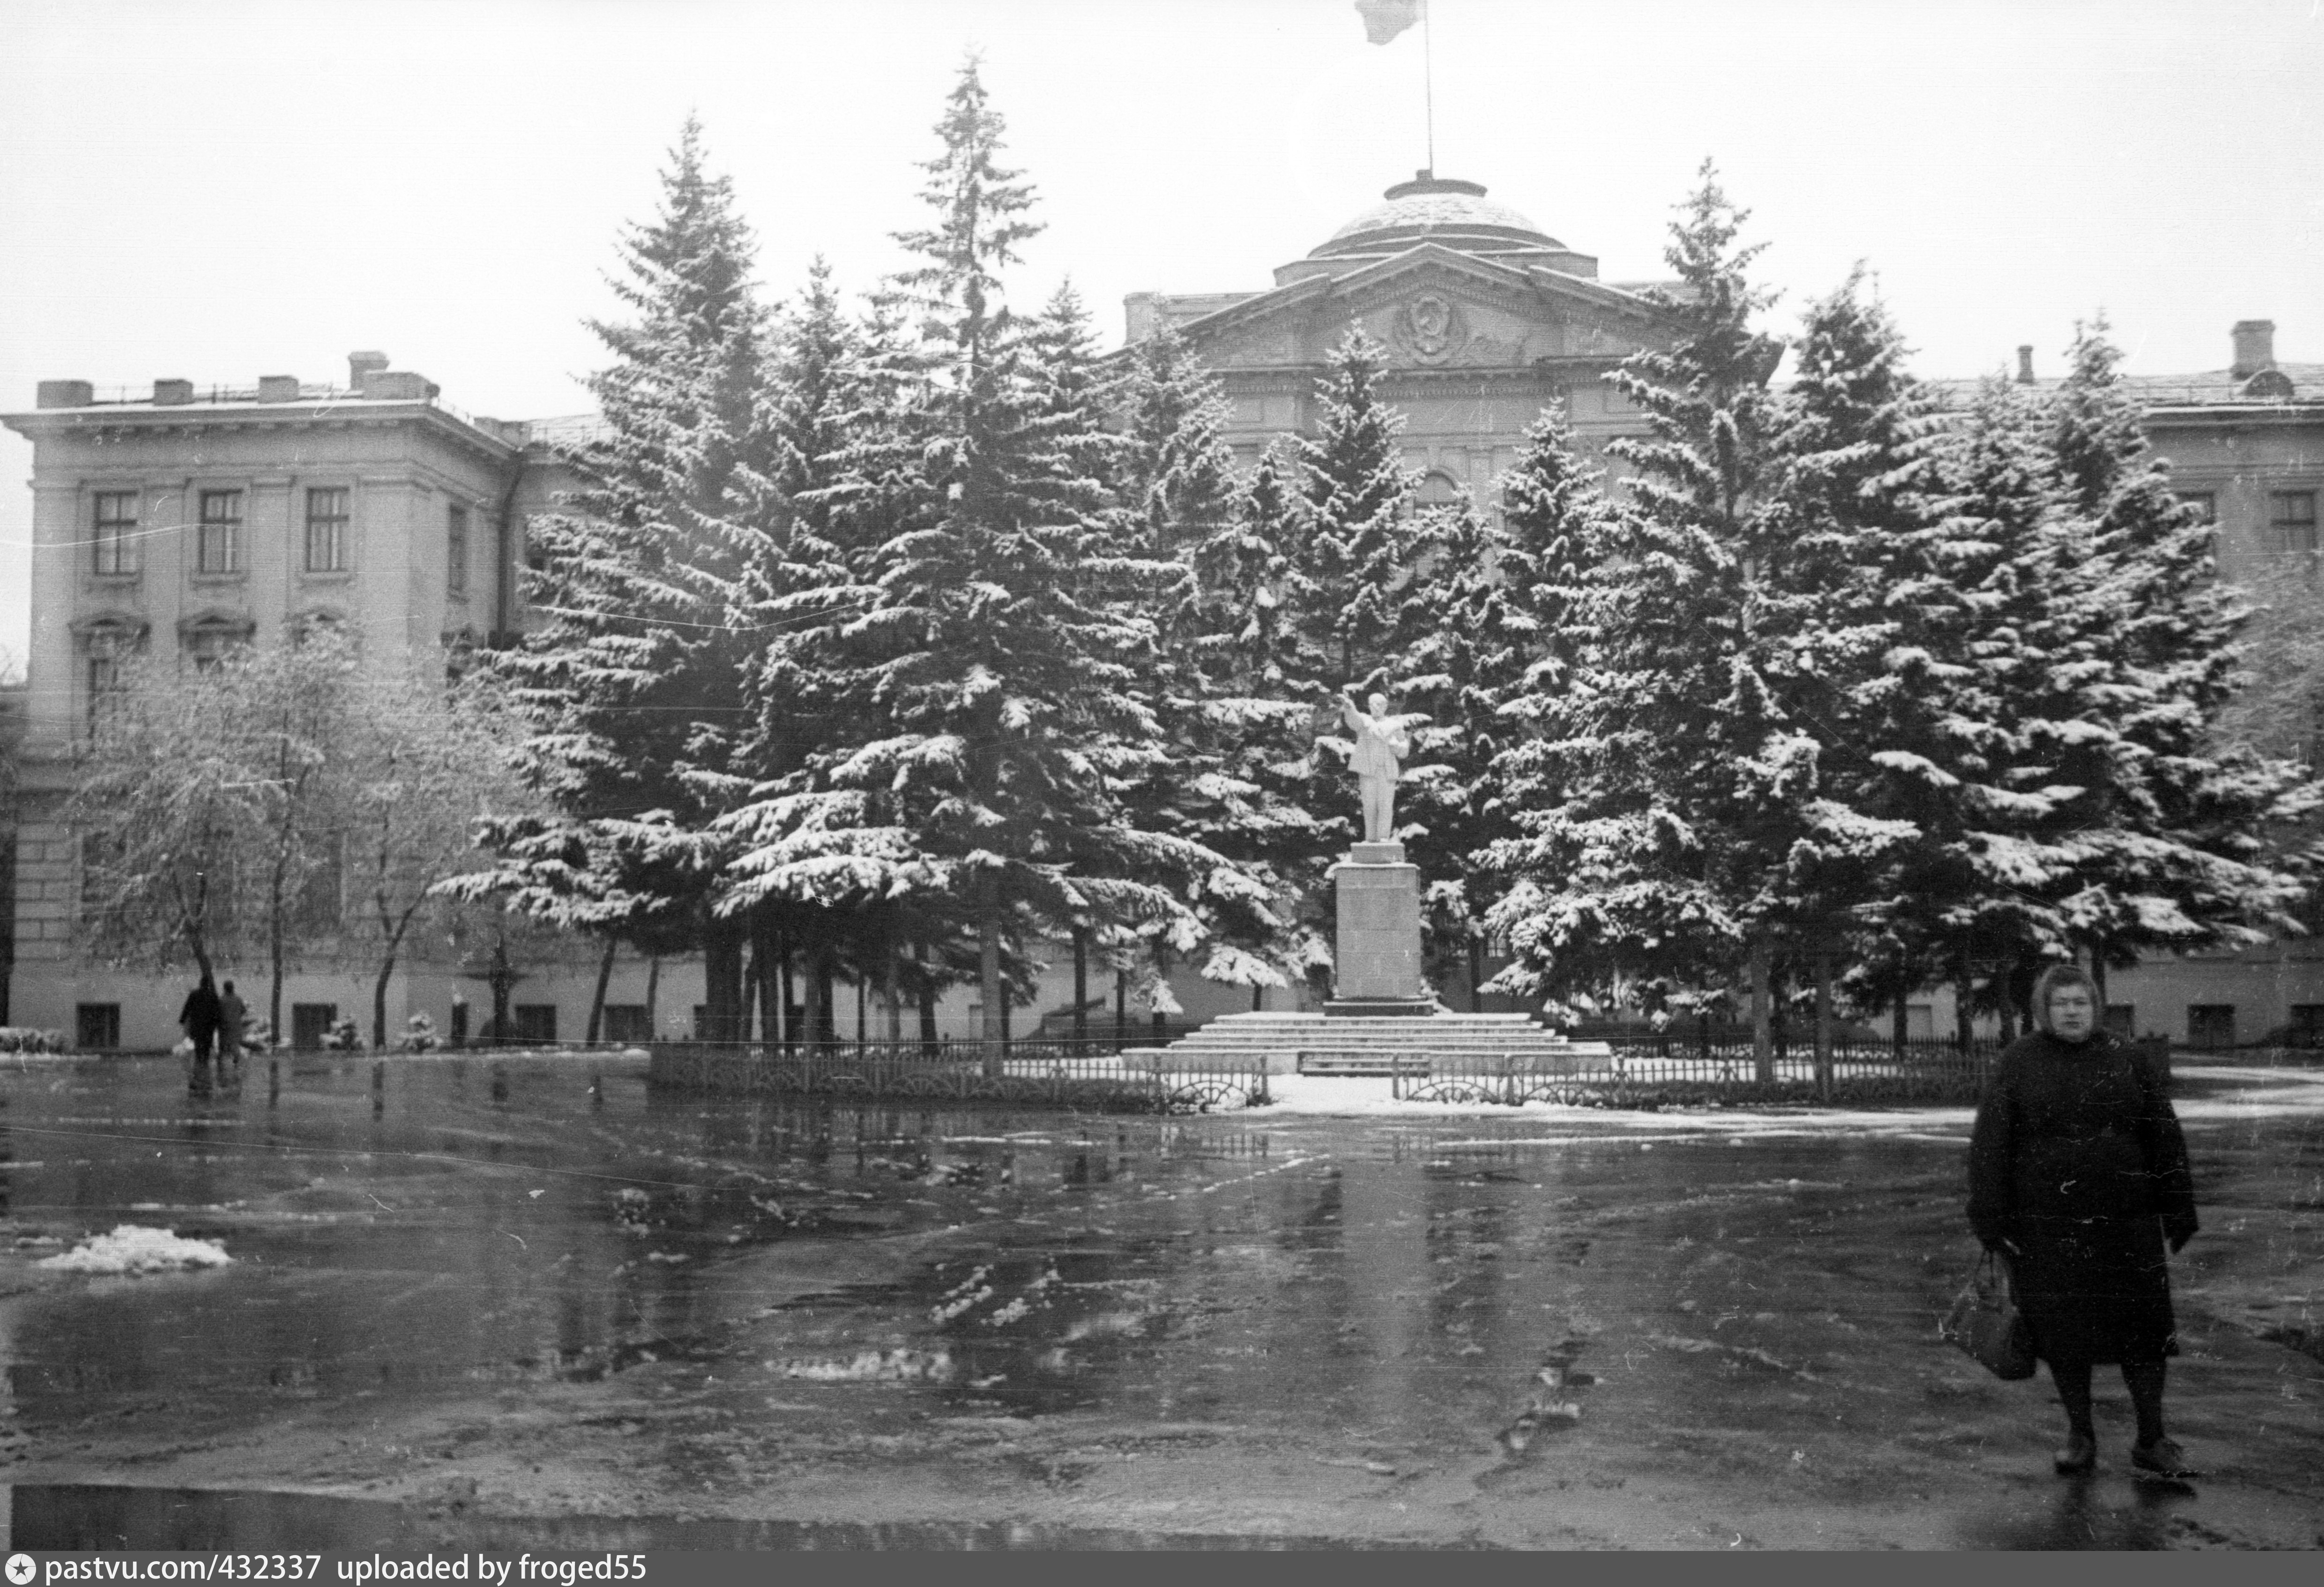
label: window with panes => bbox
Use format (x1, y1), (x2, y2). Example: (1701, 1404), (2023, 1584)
(184, 623), (248, 673)
(305, 487), (350, 571)
(92, 491), (139, 575)
(196, 489), (244, 574)
(82, 625), (139, 724)
(447, 503), (469, 596)
(2269, 490), (2318, 553)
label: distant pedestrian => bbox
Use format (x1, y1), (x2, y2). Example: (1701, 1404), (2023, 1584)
(217, 979), (247, 1064)
(179, 973), (225, 1067)
(1967, 963), (2200, 1481)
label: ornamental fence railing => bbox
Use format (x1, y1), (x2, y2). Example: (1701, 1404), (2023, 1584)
(648, 1039), (1267, 1114)
(1394, 1037), (2004, 1106)
(647, 1032), (2005, 1110)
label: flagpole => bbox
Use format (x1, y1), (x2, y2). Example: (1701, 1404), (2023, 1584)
(1422, 0), (1436, 173)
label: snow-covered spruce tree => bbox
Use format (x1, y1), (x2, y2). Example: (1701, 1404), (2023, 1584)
(1107, 323), (1309, 1009)
(1760, 270), (1954, 1040)
(707, 257), (917, 1044)
(2020, 322), (2315, 1003)
(1408, 408), (1618, 1007)
(495, 117), (770, 1039)
(1485, 166), (1841, 1066)
(1121, 324), (1237, 561)
(1290, 329), (1430, 703)
(1478, 409), (1609, 820)
(1879, 339), (2310, 1043)
(1182, 443), (1338, 995)
(1393, 491), (1540, 1001)
(770, 60), (1219, 1052)
(1894, 373), (2093, 1042)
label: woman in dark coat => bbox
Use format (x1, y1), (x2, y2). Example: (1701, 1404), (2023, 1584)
(1968, 963), (2199, 1478)
(178, 973), (224, 1066)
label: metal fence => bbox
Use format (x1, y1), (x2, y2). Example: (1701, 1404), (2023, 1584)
(648, 1039), (1268, 1114)
(1393, 1037), (2002, 1107)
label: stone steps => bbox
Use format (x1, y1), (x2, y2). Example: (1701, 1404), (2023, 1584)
(1138, 1011), (1615, 1076)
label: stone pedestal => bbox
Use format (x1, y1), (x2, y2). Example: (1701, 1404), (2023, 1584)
(1328, 841), (1432, 1016)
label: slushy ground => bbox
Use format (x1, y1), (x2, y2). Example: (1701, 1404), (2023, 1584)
(0, 1051), (2318, 1550)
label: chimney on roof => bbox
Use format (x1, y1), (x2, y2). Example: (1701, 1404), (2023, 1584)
(2016, 345), (2035, 384)
(154, 379), (193, 406)
(349, 350), (389, 387)
(36, 380), (92, 409)
(256, 375), (300, 403)
(2231, 320), (2276, 379)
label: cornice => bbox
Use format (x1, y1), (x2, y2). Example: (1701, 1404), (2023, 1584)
(2141, 404), (2324, 431)
(1214, 364), (1563, 394)
(1, 401), (520, 467)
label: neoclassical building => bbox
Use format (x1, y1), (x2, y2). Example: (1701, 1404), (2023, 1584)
(0, 358), (615, 1049)
(6, 173), (2322, 1048)
(1127, 172), (1683, 503)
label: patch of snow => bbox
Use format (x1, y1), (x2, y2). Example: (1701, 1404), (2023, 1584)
(37, 1224), (233, 1275)
(780, 1348), (955, 1383)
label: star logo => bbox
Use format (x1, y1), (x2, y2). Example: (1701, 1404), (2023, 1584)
(7, 1553), (37, 1584)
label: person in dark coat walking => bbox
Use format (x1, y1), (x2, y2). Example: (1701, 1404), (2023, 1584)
(179, 973), (225, 1067)
(1968, 963), (2200, 1480)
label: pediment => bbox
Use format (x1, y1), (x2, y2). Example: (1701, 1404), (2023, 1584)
(1177, 242), (1676, 373)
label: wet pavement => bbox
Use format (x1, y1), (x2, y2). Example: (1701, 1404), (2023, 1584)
(0, 1052), (2319, 1550)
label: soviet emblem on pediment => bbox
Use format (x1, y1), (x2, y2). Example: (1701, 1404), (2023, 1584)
(1385, 291), (1532, 367)
(1393, 291), (1464, 365)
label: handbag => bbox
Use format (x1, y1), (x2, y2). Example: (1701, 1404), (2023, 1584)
(1942, 1248), (2037, 1379)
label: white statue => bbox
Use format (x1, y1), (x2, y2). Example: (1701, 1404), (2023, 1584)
(1340, 689), (1412, 845)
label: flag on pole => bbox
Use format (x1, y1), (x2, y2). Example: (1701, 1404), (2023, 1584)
(1355, 0), (1422, 46)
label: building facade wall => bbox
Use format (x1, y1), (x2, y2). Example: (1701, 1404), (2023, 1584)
(1, 366), (550, 1048)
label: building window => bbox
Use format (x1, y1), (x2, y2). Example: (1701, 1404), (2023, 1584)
(2187, 1004), (2236, 1050)
(77, 620), (144, 726)
(513, 1004), (558, 1045)
(291, 1003), (338, 1050)
(196, 489), (244, 574)
(2177, 492), (2215, 525)
(2288, 1005), (2324, 1050)
(602, 1005), (652, 1043)
(92, 491), (139, 575)
(2102, 1004), (2135, 1040)
(297, 830), (344, 931)
(447, 503), (469, 597)
(305, 487), (350, 572)
(87, 655), (124, 723)
(291, 610), (348, 648)
(79, 831), (114, 915)
(182, 619), (253, 672)
(2269, 490), (2318, 553)
(75, 1003), (121, 1051)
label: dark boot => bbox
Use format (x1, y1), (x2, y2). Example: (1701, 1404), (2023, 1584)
(2053, 1431), (2096, 1475)
(2131, 1437), (2202, 1481)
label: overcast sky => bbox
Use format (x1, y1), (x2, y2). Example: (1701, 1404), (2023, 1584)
(4, 0), (2320, 672)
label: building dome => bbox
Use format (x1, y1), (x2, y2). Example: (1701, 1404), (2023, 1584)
(1311, 172), (1565, 260)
